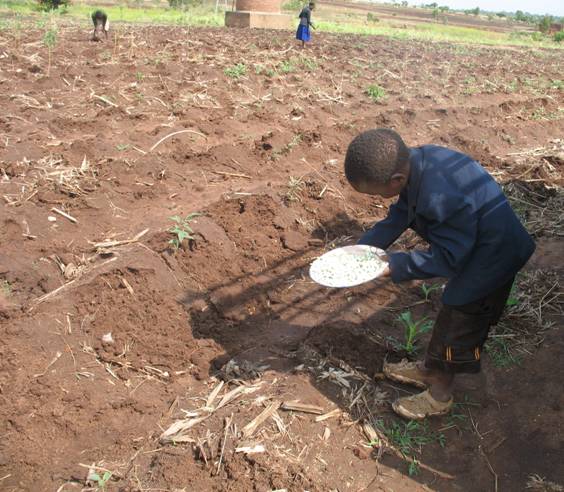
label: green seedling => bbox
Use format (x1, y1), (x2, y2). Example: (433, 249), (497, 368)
(116, 143), (130, 151)
(366, 84), (386, 102)
(43, 27), (57, 76)
(89, 471), (112, 490)
(408, 459), (420, 476)
(1, 280), (12, 297)
(279, 60), (295, 74)
(394, 310), (433, 355)
(420, 282), (441, 302)
(224, 63), (246, 79)
(135, 71), (144, 83)
(168, 213), (201, 249)
(505, 281), (519, 307)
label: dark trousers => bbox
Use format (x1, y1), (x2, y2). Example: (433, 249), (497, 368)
(425, 278), (514, 374)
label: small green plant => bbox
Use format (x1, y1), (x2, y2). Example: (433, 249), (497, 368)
(168, 213), (201, 249)
(395, 310), (433, 355)
(554, 31), (564, 43)
(135, 71), (144, 83)
(505, 282), (519, 307)
(408, 459), (420, 476)
(279, 60), (295, 74)
(89, 471), (112, 490)
(367, 12), (379, 23)
(285, 176), (305, 202)
(116, 143), (130, 151)
(420, 282), (441, 302)
(224, 63), (247, 79)
(43, 27), (57, 76)
(1, 280), (12, 297)
(366, 84), (386, 102)
(300, 56), (317, 71)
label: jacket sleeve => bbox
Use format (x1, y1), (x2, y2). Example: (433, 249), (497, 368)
(388, 194), (478, 282)
(357, 192), (409, 250)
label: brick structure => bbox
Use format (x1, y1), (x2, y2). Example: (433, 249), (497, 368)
(235, 0), (281, 13)
(225, 0), (291, 29)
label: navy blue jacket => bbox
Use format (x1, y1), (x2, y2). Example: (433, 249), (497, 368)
(358, 145), (535, 305)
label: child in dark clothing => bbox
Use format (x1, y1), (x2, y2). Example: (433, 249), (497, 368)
(91, 10), (109, 42)
(296, 2), (315, 48)
(344, 128), (535, 419)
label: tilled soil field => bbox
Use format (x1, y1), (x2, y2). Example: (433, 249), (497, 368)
(0, 23), (563, 492)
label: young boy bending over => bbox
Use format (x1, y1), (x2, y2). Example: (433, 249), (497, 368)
(344, 128), (535, 419)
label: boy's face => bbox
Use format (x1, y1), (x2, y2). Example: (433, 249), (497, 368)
(350, 175), (406, 198)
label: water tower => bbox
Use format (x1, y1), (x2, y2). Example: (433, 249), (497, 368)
(225, 0), (292, 29)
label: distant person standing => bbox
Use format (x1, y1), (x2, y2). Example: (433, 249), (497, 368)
(296, 2), (316, 48)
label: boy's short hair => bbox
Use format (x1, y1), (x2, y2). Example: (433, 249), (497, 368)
(344, 128), (410, 185)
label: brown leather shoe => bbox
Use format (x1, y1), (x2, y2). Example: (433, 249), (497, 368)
(383, 359), (428, 389)
(392, 390), (453, 420)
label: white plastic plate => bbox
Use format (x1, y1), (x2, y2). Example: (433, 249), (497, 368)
(309, 245), (388, 288)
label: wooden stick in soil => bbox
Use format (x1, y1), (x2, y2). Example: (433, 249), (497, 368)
(211, 171), (251, 179)
(216, 414), (232, 476)
(91, 228), (149, 249)
(281, 401), (324, 415)
(149, 129), (206, 152)
(51, 207), (78, 224)
(242, 401), (280, 437)
(315, 408), (341, 422)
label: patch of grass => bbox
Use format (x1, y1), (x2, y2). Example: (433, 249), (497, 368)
(486, 269), (562, 367)
(168, 213), (201, 250)
(224, 63), (247, 79)
(485, 337), (522, 368)
(299, 56), (317, 71)
(279, 59), (296, 74)
(0, 1), (223, 27)
(375, 418), (445, 475)
(365, 84), (386, 102)
(315, 18), (564, 49)
(391, 310), (433, 355)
